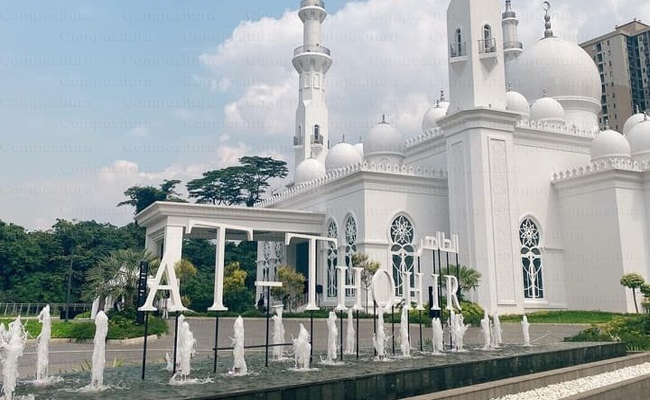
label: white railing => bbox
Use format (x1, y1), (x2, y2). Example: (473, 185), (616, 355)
(257, 161), (447, 207)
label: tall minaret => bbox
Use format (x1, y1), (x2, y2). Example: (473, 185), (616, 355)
(502, 0), (523, 81)
(442, 0), (523, 314)
(292, 0), (332, 169)
(447, 0), (507, 112)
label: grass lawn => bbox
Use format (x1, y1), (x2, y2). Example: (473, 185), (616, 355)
(500, 310), (625, 324)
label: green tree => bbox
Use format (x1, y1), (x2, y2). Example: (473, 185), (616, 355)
(223, 262), (254, 313)
(175, 259), (198, 307)
(118, 179), (185, 214)
(0, 218), (144, 304)
(239, 156), (288, 206)
(274, 265), (305, 313)
(185, 156), (288, 207)
(187, 168), (245, 205)
(351, 253), (380, 308)
(621, 273), (646, 313)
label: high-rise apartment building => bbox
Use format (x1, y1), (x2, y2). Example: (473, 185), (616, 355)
(581, 20), (650, 131)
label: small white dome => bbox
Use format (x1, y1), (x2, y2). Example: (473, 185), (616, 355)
(590, 129), (631, 161)
(627, 119), (650, 159)
(506, 90), (530, 117)
(422, 101), (450, 132)
(325, 142), (363, 171)
(354, 142), (364, 157)
(364, 117), (406, 161)
(294, 158), (326, 184)
(623, 112), (646, 135)
(530, 96), (565, 124)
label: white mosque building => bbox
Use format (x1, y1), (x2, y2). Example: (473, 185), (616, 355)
(136, 0), (650, 314)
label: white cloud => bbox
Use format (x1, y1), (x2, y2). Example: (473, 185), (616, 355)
(5, 0), (646, 230)
(199, 0), (648, 144)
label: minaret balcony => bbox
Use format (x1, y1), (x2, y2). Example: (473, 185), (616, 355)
(504, 41), (523, 50)
(293, 136), (304, 147)
(300, 0), (325, 8)
(293, 45), (331, 57)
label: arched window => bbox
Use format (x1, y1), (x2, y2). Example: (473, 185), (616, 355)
(483, 24), (492, 41)
(455, 28), (463, 56)
(390, 215), (415, 298)
(326, 219), (338, 298)
(344, 215), (358, 296)
(314, 124), (321, 141)
(520, 218), (544, 299)
(483, 24), (494, 53)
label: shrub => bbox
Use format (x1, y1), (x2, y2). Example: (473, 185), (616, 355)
(566, 314), (650, 351)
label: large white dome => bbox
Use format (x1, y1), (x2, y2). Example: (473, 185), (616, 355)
(530, 96), (565, 124)
(623, 112), (647, 135)
(294, 158), (326, 184)
(590, 129), (631, 161)
(510, 37), (601, 103)
(506, 90), (530, 117)
(422, 101), (450, 132)
(364, 117), (406, 163)
(325, 141), (362, 171)
(627, 119), (650, 159)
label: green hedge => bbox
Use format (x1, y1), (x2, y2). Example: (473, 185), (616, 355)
(565, 314), (650, 351)
(0, 310), (167, 342)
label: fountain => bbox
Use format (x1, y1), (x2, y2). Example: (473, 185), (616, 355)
(522, 315), (531, 346)
(0, 317), (28, 400)
(344, 308), (355, 355)
(34, 306), (57, 385)
(231, 316), (247, 376)
(293, 324), (311, 370)
(84, 311), (108, 392)
(271, 306), (286, 361)
(480, 310), (492, 350)
(171, 318), (196, 382)
(431, 318), (444, 354)
(322, 312), (338, 364)
(166, 315), (186, 372)
(372, 311), (388, 360)
(492, 311), (503, 348)
(399, 307), (410, 358)
(449, 311), (469, 352)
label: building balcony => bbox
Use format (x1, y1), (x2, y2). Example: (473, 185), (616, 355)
(449, 42), (467, 62)
(479, 38), (498, 55)
(311, 134), (324, 146)
(293, 136), (304, 147)
(294, 45), (331, 57)
(300, 0), (325, 8)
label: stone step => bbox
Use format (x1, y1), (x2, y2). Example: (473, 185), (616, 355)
(404, 352), (650, 400)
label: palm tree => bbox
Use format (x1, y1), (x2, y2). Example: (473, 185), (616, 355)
(85, 249), (156, 310)
(449, 265), (482, 300)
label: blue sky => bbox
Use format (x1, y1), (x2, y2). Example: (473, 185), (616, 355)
(0, 0), (646, 229)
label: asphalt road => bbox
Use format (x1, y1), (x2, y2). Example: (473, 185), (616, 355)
(11, 317), (587, 379)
